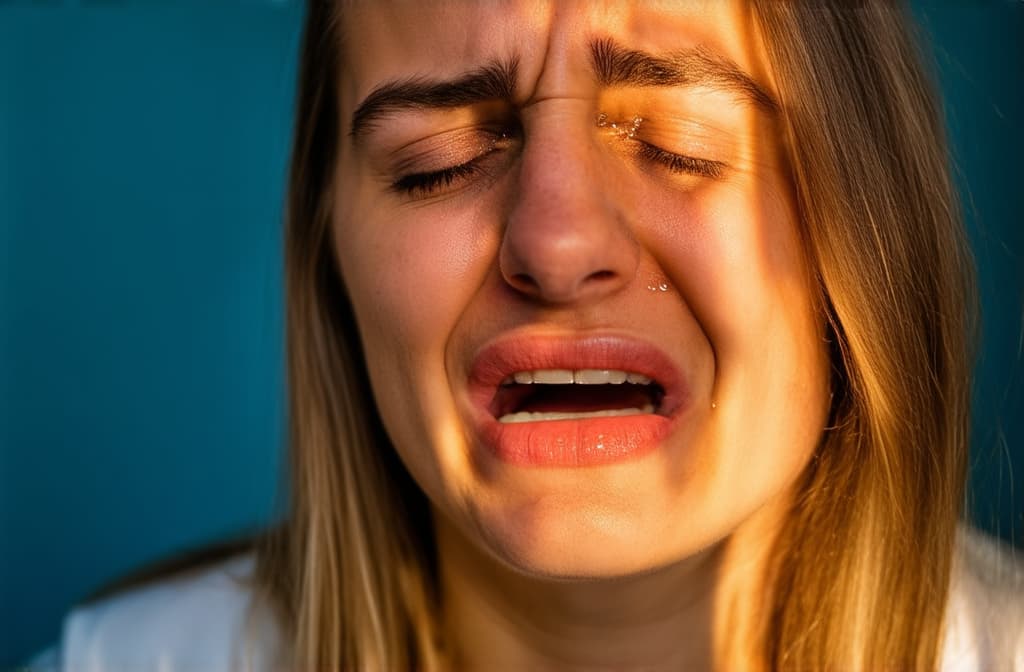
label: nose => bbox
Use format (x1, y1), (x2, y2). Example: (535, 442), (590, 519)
(499, 115), (639, 305)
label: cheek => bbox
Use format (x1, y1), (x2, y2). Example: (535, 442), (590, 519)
(330, 180), (508, 503)
(639, 178), (814, 352)
(635, 176), (829, 473)
(335, 181), (498, 368)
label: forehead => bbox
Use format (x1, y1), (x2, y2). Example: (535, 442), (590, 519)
(338, 0), (771, 107)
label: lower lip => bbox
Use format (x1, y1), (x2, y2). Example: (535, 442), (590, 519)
(479, 413), (673, 467)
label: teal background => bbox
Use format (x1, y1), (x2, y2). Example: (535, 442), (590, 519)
(1, 1), (1020, 665)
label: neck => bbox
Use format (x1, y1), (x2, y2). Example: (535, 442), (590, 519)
(434, 501), (786, 672)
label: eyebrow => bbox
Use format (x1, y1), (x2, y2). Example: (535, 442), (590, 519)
(589, 37), (779, 113)
(349, 59), (519, 141)
(349, 38), (778, 142)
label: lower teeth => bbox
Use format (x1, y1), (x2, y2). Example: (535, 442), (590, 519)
(498, 404), (655, 424)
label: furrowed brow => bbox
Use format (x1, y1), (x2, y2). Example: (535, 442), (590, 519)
(349, 58), (519, 142)
(589, 37), (779, 114)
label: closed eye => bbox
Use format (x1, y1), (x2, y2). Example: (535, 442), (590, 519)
(391, 134), (721, 197)
(392, 158), (490, 197)
(391, 131), (515, 198)
(636, 142), (726, 179)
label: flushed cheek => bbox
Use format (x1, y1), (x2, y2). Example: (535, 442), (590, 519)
(336, 181), (499, 359)
(331, 188), (503, 497)
(636, 177), (811, 353)
(633, 175), (827, 456)
(333, 186), (505, 484)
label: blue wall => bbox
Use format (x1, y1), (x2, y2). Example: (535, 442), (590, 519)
(917, 3), (1024, 554)
(1, 1), (1021, 665)
(1, 2), (301, 663)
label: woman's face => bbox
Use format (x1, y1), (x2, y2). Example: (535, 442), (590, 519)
(333, 0), (831, 577)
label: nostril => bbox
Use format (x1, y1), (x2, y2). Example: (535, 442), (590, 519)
(587, 270), (616, 282)
(505, 269), (621, 301)
(510, 273), (540, 292)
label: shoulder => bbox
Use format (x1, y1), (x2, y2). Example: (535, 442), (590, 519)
(941, 526), (1024, 671)
(50, 553), (284, 671)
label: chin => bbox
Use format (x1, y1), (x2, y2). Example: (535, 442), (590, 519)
(465, 481), (721, 580)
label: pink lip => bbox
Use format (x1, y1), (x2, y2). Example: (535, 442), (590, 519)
(466, 333), (687, 467)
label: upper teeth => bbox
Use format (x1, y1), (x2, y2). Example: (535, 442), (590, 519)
(505, 369), (653, 385)
(499, 405), (655, 423)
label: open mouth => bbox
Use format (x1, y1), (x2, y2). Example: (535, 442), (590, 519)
(492, 369), (666, 423)
(466, 333), (685, 466)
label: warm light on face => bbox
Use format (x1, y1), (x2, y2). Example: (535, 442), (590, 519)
(333, 0), (831, 578)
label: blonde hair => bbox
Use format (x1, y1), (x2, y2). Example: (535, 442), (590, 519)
(752, 2), (975, 668)
(257, 2), (976, 669)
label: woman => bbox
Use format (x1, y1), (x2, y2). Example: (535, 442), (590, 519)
(39, 1), (1021, 670)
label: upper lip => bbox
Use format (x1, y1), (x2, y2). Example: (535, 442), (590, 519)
(465, 331), (687, 420)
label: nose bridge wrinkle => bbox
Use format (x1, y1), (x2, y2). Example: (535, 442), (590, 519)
(518, 108), (598, 214)
(499, 109), (639, 306)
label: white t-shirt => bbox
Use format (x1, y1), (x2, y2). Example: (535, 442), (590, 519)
(30, 553), (285, 671)
(29, 527), (1023, 671)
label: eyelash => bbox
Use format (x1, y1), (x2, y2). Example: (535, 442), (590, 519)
(391, 139), (724, 198)
(391, 132), (509, 197)
(636, 142), (725, 179)
(392, 159), (490, 197)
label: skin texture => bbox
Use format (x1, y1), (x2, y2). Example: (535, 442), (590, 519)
(333, 1), (831, 668)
